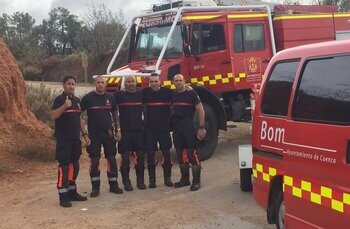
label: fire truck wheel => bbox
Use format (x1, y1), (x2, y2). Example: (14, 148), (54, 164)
(275, 192), (285, 229)
(239, 168), (252, 192)
(195, 104), (218, 161)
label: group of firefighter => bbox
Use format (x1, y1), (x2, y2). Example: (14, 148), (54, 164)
(51, 73), (207, 207)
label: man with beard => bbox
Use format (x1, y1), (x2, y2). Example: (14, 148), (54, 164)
(51, 75), (90, 207)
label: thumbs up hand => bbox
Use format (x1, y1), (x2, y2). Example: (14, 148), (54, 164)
(65, 96), (72, 108)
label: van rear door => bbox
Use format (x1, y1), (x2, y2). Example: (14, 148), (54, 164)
(284, 54), (350, 228)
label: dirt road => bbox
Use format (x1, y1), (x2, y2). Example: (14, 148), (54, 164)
(0, 121), (274, 229)
(25, 81), (94, 97)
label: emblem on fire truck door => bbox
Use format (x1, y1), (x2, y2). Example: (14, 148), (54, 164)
(243, 57), (262, 82)
(248, 57), (258, 73)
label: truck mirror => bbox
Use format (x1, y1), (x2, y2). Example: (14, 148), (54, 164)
(181, 25), (190, 44)
(184, 45), (192, 56)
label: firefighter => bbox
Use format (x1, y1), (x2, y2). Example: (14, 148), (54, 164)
(80, 76), (123, 197)
(114, 76), (146, 191)
(143, 73), (173, 188)
(51, 75), (90, 208)
(172, 74), (206, 191)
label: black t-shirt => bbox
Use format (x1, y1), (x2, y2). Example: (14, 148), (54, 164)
(143, 87), (172, 132)
(80, 91), (117, 135)
(172, 90), (201, 118)
(52, 92), (81, 139)
(114, 91), (144, 131)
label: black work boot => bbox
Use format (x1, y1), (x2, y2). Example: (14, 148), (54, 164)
(190, 165), (201, 191)
(109, 181), (123, 194)
(90, 187), (100, 198)
(163, 164), (173, 187)
(59, 192), (72, 208)
(174, 164), (190, 188)
(69, 190), (88, 201)
(120, 167), (133, 191)
(136, 164), (146, 190)
(148, 165), (156, 188)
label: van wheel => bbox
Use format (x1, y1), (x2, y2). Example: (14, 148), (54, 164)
(240, 168), (252, 192)
(195, 104), (218, 161)
(275, 192), (286, 229)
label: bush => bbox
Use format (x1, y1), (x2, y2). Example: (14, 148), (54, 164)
(25, 83), (58, 128)
(40, 55), (61, 71)
(14, 134), (55, 162)
(22, 64), (43, 81)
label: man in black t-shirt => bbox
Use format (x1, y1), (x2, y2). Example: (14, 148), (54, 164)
(172, 74), (206, 191)
(81, 76), (123, 197)
(114, 76), (146, 191)
(51, 75), (90, 207)
(143, 73), (173, 188)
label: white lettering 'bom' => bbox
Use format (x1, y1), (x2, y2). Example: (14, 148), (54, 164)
(260, 121), (285, 143)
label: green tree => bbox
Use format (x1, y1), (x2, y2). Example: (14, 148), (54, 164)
(48, 7), (82, 55)
(37, 19), (57, 56)
(0, 12), (36, 59)
(82, 3), (126, 62)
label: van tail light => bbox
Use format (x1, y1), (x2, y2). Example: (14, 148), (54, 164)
(346, 140), (350, 164)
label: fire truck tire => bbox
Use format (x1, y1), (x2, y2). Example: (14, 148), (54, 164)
(275, 192), (285, 229)
(239, 168), (252, 192)
(195, 104), (218, 161)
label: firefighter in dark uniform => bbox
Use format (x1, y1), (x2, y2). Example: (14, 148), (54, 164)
(114, 76), (146, 191)
(51, 75), (90, 207)
(172, 74), (206, 191)
(81, 76), (123, 197)
(143, 73), (173, 188)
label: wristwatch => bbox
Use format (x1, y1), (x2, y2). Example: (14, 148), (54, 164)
(198, 125), (205, 129)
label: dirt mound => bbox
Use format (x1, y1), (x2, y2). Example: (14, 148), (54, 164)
(0, 39), (51, 152)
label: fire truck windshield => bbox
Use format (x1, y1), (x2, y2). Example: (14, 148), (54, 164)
(133, 25), (183, 60)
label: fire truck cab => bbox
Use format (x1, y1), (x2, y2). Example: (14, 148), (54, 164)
(252, 39), (350, 229)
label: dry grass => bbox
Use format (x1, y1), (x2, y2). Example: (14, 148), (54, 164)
(25, 83), (58, 129)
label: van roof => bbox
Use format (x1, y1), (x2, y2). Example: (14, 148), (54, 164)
(271, 39), (350, 61)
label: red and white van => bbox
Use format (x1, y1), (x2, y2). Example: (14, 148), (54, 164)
(252, 39), (350, 228)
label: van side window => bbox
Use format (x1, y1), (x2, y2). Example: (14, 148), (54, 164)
(292, 55), (350, 124)
(192, 23), (226, 55)
(261, 61), (299, 116)
(234, 24), (265, 52)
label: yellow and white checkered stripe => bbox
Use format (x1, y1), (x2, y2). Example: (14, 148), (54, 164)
(253, 163), (278, 183)
(106, 76), (143, 85)
(253, 162), (350, 215)
(106, 72), (246, 88)
(190, 73), (234, 85)
(283, 175), (350, 215)
(163, 80), (176, 89)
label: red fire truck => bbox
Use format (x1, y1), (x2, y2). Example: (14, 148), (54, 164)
(252, 39), (350, 229)
(102, 1), (350, 160)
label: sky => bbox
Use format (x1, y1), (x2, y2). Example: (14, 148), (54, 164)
(0, 0), (312, 24)
(0, 0), (153, 24)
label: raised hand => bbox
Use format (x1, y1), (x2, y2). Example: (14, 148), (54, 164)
(65, 96), (72, 108)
